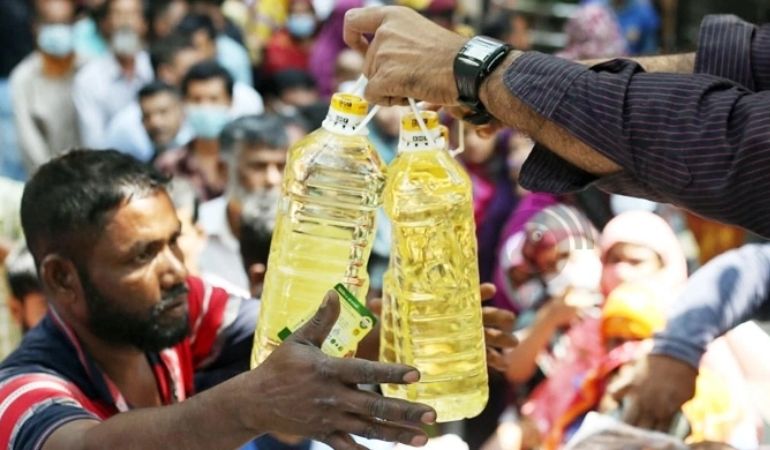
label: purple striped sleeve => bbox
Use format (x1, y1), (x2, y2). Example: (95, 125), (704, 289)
(507, 51), (770, 237)
(695, 15), (770, 91)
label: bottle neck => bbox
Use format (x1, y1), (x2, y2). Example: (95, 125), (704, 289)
(321, 108), (366, 135)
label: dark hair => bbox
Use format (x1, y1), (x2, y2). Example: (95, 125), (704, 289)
(21, 150), (170, 266)
(181, 61), (234, 98)
(138, 80), (180, 101)
(5, 245), (41, 302)
(191, 0), (226, 6)
(219, 115), (289, 157)
(297, 101), (328, 131)
(176, 12), (217, 41)
(278, 112), (311, 135)
(239, 214), (273, 271)
(271, 69), (317, 97)
(149, 32), (195, 75)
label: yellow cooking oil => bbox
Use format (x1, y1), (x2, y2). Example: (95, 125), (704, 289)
(379, 268), (404, 398)
(382, 111), (488, 422)
(250, 93), (386, 367)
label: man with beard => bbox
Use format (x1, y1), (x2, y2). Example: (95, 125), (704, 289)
(197, 114), (287, 291)
(0, 150), (436, 450)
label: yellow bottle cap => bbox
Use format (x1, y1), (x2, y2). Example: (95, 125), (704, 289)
(401, 111), (440, 132)
(330, 93), (369, 116)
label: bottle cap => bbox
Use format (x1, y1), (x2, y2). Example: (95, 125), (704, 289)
(330, 93), (369, 116)
(398, 111), (441, 152)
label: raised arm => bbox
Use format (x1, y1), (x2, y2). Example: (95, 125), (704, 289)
(33, 294), (435, 450)
(344, 6), (770, 237)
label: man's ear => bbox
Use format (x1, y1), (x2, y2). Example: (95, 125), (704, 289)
(39, 254), (81, 309)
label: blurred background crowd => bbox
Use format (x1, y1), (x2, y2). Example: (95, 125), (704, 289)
(1, 0), (770, 449)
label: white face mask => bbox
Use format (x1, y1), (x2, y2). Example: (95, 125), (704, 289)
(38, 24), (75, 57)
(111, 27), (142, 57)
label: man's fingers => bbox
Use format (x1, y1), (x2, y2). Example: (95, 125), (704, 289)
(363, 72), (408, 106)
(484, 327), (518, 349)
(334, 358), (420, 385)
(341, 389), (436, 424)
(482, 306), (516, 334)
(480, 282), (496, 301)
(322, 432), (367, 450)
(336, 414), (429, 447)
(290, 291), (340, 347)
(343, 7), (388, 53)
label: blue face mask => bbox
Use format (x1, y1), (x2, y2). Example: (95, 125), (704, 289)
(37, 24), (75, 57)
(286, 13), (316, 39)
(186, 105), (231, 140)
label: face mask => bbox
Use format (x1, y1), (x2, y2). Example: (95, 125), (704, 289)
(543, 250), (603, 298)
(38, 24), (75, 57)
(111, 27), (142, 57)
(186, 105), (231, 140)
(286, 13), (316, 39)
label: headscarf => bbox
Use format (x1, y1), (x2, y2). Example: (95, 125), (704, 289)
(493, 202), (598, 313)
(557, 3), (627, 60)
(308, 0), (363, 98)
(599, 211), (687, 296)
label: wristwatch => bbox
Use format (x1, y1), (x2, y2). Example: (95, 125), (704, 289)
(453, 36), (512, 125)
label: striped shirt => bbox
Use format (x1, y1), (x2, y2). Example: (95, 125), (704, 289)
(507, 15), (770, 238)
(0, 276), (258, 450)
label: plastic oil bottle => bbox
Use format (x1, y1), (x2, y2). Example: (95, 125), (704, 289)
(251, 93), (386, 367)
(382, 111), (488, 422)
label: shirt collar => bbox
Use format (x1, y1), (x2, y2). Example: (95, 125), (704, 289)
(199, 196), (240, 252)
(47, 306), (180, 413)
(106, 50), (153, 83)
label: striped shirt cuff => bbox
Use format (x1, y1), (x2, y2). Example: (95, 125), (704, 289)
(751, 23), (770, 90)
(506, 52), (650, 195)
(695, 15), (756, 90)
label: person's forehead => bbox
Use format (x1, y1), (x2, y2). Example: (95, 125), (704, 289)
(97, 191), (179, 252)
(40, 0), (75, 22)
(241, 147), (287, 162)
(187, 78), (228, 96)
(110, 0), (143, 14)
(141, 92), (178, 109)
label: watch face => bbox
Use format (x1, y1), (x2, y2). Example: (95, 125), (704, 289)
(464, 42), (495, 62)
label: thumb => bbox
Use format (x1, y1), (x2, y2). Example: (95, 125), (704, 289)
(290, 291), (340, 347)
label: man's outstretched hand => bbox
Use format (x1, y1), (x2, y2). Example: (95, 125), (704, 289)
(244, 291), (437, 450)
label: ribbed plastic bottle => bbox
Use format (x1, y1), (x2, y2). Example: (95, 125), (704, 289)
(251, 93), (386, 367)
(382, 111), (488, 422)
(379, 267), (402, 398)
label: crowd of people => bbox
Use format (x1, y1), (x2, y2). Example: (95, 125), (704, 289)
(0, 0), (768, 449)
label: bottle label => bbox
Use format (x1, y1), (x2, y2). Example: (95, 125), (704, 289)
(277, 283), (377, 358)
